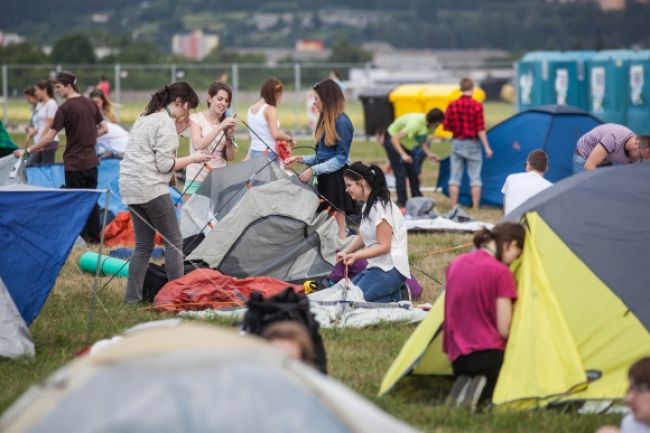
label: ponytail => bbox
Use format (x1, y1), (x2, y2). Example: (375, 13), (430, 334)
(144, 82), (199, 116)
(344, 161), (391, 220)
(473, 222), (525, 262)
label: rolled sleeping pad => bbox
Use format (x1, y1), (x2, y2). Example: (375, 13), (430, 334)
(79, 252), (129, 277)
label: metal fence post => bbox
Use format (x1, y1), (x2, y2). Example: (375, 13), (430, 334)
(170, 64), (177, 83)
(294, 63), (301, 132)
(114, 63), (121, 119)
(231, 63), (239, 111)
(2, 65), (8, 125)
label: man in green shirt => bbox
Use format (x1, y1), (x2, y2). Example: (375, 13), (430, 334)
(385, 108), (444, 207)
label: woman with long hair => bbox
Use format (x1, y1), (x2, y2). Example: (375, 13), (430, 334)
(285, 78), (354, 239)
(119, 82), (214, 303)
(89, 88), (118, 123)
(336, 161), (409, 302)
(28, 80), (60, 165)
(184, 80), (237, 195)
(443, 222), (525, 406)
(246, 77), (294, 162)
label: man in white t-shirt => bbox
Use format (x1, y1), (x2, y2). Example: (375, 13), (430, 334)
(501, 150), (553, 215)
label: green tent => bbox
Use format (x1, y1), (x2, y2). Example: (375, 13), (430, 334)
(0, 120), (18, 157)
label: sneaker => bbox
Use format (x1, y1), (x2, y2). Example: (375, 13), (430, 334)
(445, 375), (471, 406)
(460, 375), (487, 412)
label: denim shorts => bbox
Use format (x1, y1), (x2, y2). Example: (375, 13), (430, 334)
(449, 139), (483, 187)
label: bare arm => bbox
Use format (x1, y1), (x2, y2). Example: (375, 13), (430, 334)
(29, 129), (57, 152)
(335, 235), (365, 262)
(341, 220), (392, 265)
(264, 105), (293, 142)
(391, 131), (412, 163)
(496, 297), (513, 339)
(173, 153), (213, 171)
(584, 143), (609, 170)
(190, 118), (233, 151)
(97, 121), (108, 137)
(478, 130), (492, 158)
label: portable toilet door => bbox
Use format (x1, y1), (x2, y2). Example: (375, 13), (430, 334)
(516, 51), (562, 111)
(627, 50), (650, 134)
(588, 50), (634, 124)
(548, 51), (596, 110)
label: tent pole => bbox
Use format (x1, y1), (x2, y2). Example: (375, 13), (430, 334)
(86, 191), (111, 346)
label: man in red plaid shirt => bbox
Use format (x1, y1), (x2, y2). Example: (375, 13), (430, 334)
(444, 78), (493, 210)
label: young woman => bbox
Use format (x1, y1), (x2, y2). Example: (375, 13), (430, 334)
(28, 80), (60, 165)
(184, 81), (237, 195)
(89, 88), (118, 123)
(21, 85), (38, 155)
(443, 222), (525, 403)
(336, 161), (409, 302)
(246, 77), (294, 162)
(119, 82), (213, 304)
(285, 78), (354, 239)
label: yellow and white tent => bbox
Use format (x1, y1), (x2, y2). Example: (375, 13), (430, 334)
(380, 165), (650, 409)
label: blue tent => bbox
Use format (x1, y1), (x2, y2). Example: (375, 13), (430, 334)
(437, 105), (603, 207)
(0, 185), (101, 325)
(26, 158), (182, 216)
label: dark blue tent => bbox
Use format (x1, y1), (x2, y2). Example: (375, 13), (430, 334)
(437, 105), (603, 207)
(0, 186), (101, 325)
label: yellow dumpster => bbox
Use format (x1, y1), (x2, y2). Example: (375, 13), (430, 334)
(388, 84), (429, 118)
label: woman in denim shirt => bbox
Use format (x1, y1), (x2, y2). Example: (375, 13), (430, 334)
(285, 78), (354, 239)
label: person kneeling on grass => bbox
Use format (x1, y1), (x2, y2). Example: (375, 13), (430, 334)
(336, 161), (410, 303)
(443, 222), (525, 409)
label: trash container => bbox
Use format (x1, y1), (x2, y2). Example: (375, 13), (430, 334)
(388, 84), (429, 118)
(421, 84), (486, 138)
(627, 50), (650, 134)
(589, 50), (635, 124)
(358, 85), (396, 136)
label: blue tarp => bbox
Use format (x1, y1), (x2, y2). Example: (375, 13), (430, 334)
(437, 105), (603, 207)
(0, 186), (101, 325)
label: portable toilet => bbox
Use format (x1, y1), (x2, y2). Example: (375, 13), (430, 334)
(516, 51), (561, 111)
(548, 51), (595, 110)
(588, 50), (635, 124)
(421, 84), (486, 138)
(627, 50), (650, 134)
(388, 84), (428, 118)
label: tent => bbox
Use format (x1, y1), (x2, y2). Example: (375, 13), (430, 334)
(0, 154), (25, 186)
(0, 277), (34, 358)
(436, 105), (602, 207)
(0, 120), (18, 157)
(186, 176), (340, 283)
(0, 322), (418, 433)
(381, 164), (650, 408)
(0, 185), (102, 325)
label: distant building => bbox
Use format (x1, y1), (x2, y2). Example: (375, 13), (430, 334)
(295, 39), (324, 52)
(546, 0), (632, 10)
(172, 30), (219, 61)
(0, 31), (25, 47)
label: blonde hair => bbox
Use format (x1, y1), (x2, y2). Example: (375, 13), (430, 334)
(313, 79), (345, 147)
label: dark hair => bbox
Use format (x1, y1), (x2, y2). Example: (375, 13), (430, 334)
(527, 149), (548, 172)
(343, 161), (391, 220)
(54, 71), (78, 92)
(144, 81), (199, 116)
(260, 320), (316, 367)
(23, 85), (36, 97)
(260, 77), (283, 106)
(206, 80), (232, 121)
(35, 79), (54, 99)
(473, 222), (525, 262)
(460, 77), (474, 92)
(426, 108), (444, 127)
(639, 135), (650, 150)
(313, 78), (345, 147)
(629, 357), (650, 388)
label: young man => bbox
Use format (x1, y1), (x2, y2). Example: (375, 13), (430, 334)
(501, 150), (553, 215)
(16, 71), (107, 243)
(574, 123), (650, 173)
(385, 108), (444, 207)
(444, 77), (493, 210)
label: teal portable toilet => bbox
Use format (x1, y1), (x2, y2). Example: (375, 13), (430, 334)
(548, 51), (596, 110)
(627, 50), (650, 134)
(517, 51), (560, 111)
(588, 50), (635, 124)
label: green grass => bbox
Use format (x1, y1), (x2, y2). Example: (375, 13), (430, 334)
(0, 104), (619, 432)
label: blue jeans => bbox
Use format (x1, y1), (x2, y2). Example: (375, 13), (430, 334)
(573, 153), (586, 174)
(352, 267), (405, 303)
(449, 139), (483, 187)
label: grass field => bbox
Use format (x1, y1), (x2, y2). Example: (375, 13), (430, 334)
(0, 104), (620, 432)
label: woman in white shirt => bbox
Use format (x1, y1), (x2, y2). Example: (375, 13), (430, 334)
(28, 80), (60, 165)
(185, 81), (237, 195)
(246, 77), (294, 162)
(337, 161), (410, 302)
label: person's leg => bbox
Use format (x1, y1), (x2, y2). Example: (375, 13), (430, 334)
(465, 141), (484, 210)
(125, 203), (156, 303)
(146, 194), (184, 281)
(334, 211), (346, 240)
(452, 349), (504, 402)
(65, 168), (101, 244)
(383, 134), (407, 207)
(448, 140), (464, 209)
(403, 148), (422, 198)
(354, 267), (405, 302)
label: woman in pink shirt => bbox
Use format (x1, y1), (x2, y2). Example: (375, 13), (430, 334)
(443, 222), (525, 405)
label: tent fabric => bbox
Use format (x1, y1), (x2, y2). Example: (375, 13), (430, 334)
(102, 211), (163, 247)
(0, 120), (18, 157)
(0, 185), (101, 324)
(0, 277), (34, 359)
(187, 177), (340, 283)
(381, 165), (650, 408)
(0, 323), (418, 433)
(436, 104), (602, 207)
(26, 159), (182, 217)
(153, 268), (302, 313)
(0, 154), (25, 186)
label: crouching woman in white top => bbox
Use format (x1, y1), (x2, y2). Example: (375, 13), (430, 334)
(337, 161), (410, 302)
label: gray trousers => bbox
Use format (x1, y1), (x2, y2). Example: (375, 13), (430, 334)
(125, 194), (183, 303)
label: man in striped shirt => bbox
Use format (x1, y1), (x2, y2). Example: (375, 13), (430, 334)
(574, 123), (650, 173)
(444, 77), (493, 210)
